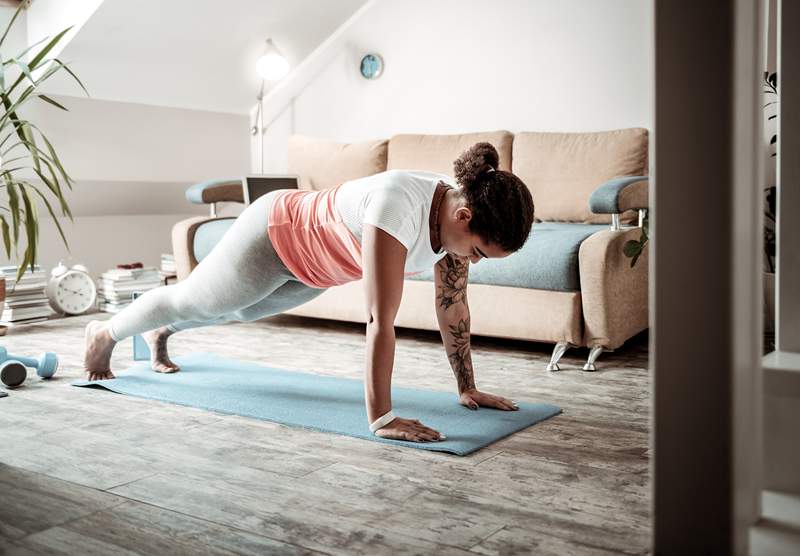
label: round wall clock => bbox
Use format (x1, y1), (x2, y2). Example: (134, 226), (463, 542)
(359, 53), (384, 79)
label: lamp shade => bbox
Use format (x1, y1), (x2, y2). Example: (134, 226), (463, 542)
(256, 39), (289, 81)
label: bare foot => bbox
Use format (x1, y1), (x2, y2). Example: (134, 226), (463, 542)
(84, 320), (117, 381)
(142, 326), (181, 373)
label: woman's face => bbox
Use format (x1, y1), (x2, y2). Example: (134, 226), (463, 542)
(441, 205), (511, 263)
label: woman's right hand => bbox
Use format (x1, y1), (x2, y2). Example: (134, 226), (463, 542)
(374, 417), (445, 442)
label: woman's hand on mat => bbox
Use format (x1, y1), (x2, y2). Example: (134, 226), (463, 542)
(374, 417), (445, 442)
(459, 389), (519, 411)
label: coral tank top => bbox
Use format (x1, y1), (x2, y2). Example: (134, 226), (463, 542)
(267, 185), (365, 288)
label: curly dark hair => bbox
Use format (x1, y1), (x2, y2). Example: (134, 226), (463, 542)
(453, 142), (534, 253)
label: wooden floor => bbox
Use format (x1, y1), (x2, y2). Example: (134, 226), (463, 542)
(0, 313), (651, 555)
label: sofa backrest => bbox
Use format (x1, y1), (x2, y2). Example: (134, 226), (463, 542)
(288, 135), (388, 191)
(286, 128), (649, 225)
(512, 128), (649, 224)
(387, 131), (513, 175)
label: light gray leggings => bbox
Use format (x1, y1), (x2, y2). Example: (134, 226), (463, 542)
(108, 190), (326, 341)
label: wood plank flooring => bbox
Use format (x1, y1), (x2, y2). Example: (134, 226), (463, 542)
(0, 313), (650, 555)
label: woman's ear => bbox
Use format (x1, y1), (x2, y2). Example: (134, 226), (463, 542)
(455, 206), (472, 223)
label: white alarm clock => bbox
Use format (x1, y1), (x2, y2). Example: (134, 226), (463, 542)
(46, 262), (97, 315)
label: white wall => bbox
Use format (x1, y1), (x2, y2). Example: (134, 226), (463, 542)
(258, 0), (654, 172)
(21, 95), (248, 183)
(25, 0), (104, 64)
(37, 0), (366, 115)
(3, 95), (248, 275)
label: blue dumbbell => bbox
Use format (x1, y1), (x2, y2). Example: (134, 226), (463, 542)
(0, 347), (58, 379)
(1, 359), (27, 388)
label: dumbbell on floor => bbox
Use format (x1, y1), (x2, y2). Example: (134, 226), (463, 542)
(0, 347), (58, 379)
(1, 360), (27, 388)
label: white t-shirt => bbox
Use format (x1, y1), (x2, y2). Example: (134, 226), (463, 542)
(335, 169), (452, 273)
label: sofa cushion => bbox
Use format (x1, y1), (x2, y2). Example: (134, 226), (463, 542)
(194, 219), (603, 293)
(288, 135), (388, 191)
(406, 223), (606, 292)
(512, 128), (648, 224)
(194, 218), (236, 262)
(387, 131), (513, 175)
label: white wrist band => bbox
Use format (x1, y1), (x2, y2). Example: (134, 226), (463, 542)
(369, 410), (395, 433)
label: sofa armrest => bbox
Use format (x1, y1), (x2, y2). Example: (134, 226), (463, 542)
(578, 228), (649, 350)
(589, 176), (649, 214)
(171, 216), (221, 281)
(185, 179), (244, 205)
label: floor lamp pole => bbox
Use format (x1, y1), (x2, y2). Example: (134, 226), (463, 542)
(257, 81), (265, 174)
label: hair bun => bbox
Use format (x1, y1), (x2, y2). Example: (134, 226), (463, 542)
(453, 142), (500, 189)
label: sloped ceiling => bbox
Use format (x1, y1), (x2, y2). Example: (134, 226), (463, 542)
(37, 0), (367, 114)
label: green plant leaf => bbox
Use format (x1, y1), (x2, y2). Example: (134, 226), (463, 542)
(6, 180), (20, 245)
(6, 35), (49, 65)
(26, 123), (74, 186)
(0, 214), (10, 258)
(32, 166), (72, 219)
(14, 245), (30, 286)
(7, 58), (34, 84)
(0, 2), (26, 51)
(22, 180), (70, 251)
(27, 26), (73, 71)
(52, 59), (90, 97)
(15, 184), (39, 283)
(36, 94), (69, 111)
(623, 240), (641, 258)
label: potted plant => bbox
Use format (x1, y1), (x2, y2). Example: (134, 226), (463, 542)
(0, 1), (86, 290)
(763, 71), (778, 334)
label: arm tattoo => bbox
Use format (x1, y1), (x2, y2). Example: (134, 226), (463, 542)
(435, 254), (475, 392)
(448, 317), (476, 393)
(437, 255), (469, 310)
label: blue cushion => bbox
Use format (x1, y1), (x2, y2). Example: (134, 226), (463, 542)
(407, 223), (605, 291)
(186, 179), (241, 204)
(588, 176), (648, 214)
(193, 219), (603, 292)
(194, 218), (235, 262)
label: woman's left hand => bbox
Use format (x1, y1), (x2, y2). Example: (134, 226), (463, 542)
(459, 389), (519, 411)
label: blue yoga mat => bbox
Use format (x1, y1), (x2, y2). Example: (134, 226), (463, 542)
(72, 352), (561, 455)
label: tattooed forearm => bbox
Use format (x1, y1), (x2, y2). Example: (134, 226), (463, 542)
(447, 317), (476, 393)
(436, 255), (469, 310)
(435, 254), (475, 392)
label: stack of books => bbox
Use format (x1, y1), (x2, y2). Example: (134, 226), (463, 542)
(159, 253), (176, 281)
(1, 265), (54, 326)
(97, 266), (161, 313)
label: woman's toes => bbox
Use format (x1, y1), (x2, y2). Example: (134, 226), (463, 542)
(153, 362), (180, 373)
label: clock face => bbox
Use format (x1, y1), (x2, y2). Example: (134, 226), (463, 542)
(53, 271), (96, 315)
(359, 53), (383, 79)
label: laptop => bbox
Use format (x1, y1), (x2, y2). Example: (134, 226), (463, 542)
(242, 175), (300, 205)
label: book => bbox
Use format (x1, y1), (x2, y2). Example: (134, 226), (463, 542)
(0, 316), (49, 327)
(96, 264), (162, 314)
(2, 306), (53, 320)
(1, 265), (52, 322)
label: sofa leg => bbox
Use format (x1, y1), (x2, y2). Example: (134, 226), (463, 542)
(546, 342), (572, 372)
(583, 345), (605, 372)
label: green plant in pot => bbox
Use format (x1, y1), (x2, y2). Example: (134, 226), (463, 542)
(763, 71), (777, 273)
(763, 71), (778, 336)
(0, 2), (86, 287)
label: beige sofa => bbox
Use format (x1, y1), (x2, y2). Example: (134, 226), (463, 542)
(172, 129), (649, 370)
